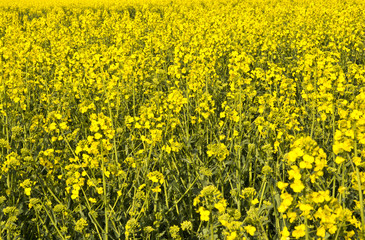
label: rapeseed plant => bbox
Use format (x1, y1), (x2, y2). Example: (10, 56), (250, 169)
(0, 0), (365, 239)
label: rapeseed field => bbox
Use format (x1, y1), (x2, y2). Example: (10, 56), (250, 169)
(0, 0), (365, 239)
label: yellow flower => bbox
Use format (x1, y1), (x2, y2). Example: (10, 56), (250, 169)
(227, 231), (237, 240)
(292, 224), (306, 239)
(300, 154), (314, 169)
(87, 136), (94, 143)
(162, 145), (172, 154)
(71, 193), (79, 200)
(20, 179), (35, 196)
(299, 203), (313, 216)
(299, 160), (312, 169)
(75, 218), (88, 233)
(24, 188), (32, 196)
(291, 179), (305, 193)
(125, 157), (136, 168)
(287, 147), (304, 163)
(214, 199), (227, 213)
(55, 113), (62, 120)
(244, 225), (256, 236)
(59, 122), (68, 130)
(193, 197), (200, 206)
(335, 156), (345, 164)
(233, 130), (239, 137)
(147, 171), (164, 184)
(97, 187), (103, 195)
(181, 221), (192, 231)
(287, 151), (297, 163)
(149, 176), (158, 183)
(49, 122), (57, 131)
(251, 198), (259, 205)
(288, 166), (301, 180)
(198, 207), (210, 221)
(280, 226), (290, 240)
(278, 192), (293, 213)
(277, 181), (289, 190)
(317, 226), (326, 238)
(94, 132), (103, 140)
(311, 190), (331, 203)
(287, 211), (297, 223)
(338, 186), (346, 194)
(303, 154), (314, 163)
(90, 122), (99, 132)
(328, 224), (337, 234)
(353, 157), (362, 166)
(152, 186), (161, 193)
(345, 230), (355, 239)
(333, 139), (353, 155)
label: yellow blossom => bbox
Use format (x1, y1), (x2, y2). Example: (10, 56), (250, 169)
(292, 224), (306, 239)
(244, 225), (256, 236)
(24, 188), (32, 196)
(335, 156), (345, 164)
(291, 179), (305, 193)
(280, 226), (290, 240)
(198, 207), (210, 221)
(277, 181), (289, 190)
(227, 231), (237, 240)
(317, 226), (326, 238)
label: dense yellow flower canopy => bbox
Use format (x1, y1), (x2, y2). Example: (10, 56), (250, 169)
(0, 0), (222, 7)
(1, 0), (365, 239)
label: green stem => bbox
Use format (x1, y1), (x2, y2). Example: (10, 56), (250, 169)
(305, 215), (309, 240)
(102, 155), (109, 240)
(166, 176), (199, 214)
(258, 179), (267, 210)
(41, 202), (66, 240)
(81, 188), (103, 239)
(353, 132), (365, 236)
(210, 215), (214, 240)
(258, 217), (269, 240)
